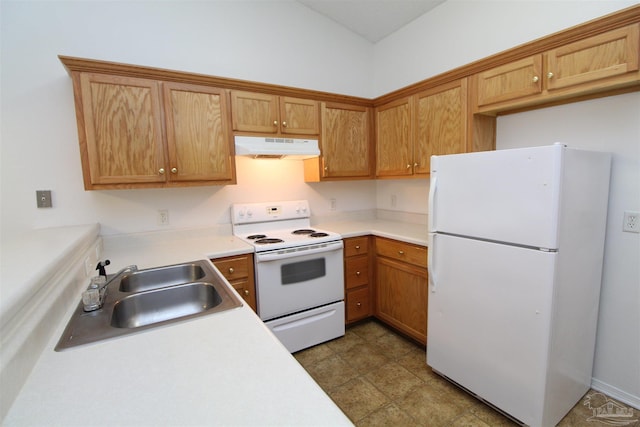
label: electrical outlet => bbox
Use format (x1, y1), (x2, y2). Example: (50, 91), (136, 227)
(36, 190), (52, 208)
(330, 198), (337, 211)
(158, 209), (170, 226)
(623, 211), (639, 233)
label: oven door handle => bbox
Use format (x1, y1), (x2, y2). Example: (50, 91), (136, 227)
(255, 241), (343, 262)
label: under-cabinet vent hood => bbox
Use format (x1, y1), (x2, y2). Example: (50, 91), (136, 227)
(234, 136), (320, 160)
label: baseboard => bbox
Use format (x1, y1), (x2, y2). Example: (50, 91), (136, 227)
(591, 378), (640, 410)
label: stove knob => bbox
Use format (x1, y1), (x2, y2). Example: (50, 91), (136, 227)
(247, 209), (253, 218)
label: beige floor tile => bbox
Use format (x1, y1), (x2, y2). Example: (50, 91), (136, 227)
(398, 346), (440, 383)
(450, 412), (493, 427)
(326, 329), (366, 354)
(349, 320), (390, 342)
(356, 403), (421, 427)
(305, 353), (359, 390)
(364, 361), (424, 401)
(328, 377), (389, 422)
(341, 342), (390, 375)
(293, 342), (335, 367)
(369, 330), (418, 360)
(396, 382), (468, 426)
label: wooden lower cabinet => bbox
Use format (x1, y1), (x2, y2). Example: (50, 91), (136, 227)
(211, 254), (256, 312)
(344, 237), (372, 324)
(374, 237), (428, 344)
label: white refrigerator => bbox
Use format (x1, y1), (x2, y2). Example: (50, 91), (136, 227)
(427, 144), (611, 427)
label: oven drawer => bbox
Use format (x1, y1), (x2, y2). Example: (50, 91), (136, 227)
(265, 302), (345, 353)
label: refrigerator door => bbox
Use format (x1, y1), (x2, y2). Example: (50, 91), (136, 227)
(429, 145), (563, 250)
(427, 233), (556, 426)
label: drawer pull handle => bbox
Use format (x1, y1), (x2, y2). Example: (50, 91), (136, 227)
(229, 267), (234, 274)
(356, 271), (361, 276)
(244, 290), (250, 296)
(356, 302), (362, 307)
(398, 250), (405, 255)
(355, 245), (360, 250)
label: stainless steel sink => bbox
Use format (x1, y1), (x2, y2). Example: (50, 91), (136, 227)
(118, 263), (206, 293)
(111, 282), (222, 329)
(55, 260), (242, 351)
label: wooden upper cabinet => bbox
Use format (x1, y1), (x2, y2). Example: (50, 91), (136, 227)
(414, 79), (468, 175)
(308, 102), (372, 181)
(73, 71), (236, 189)
(230, 90), (319, 135)
(545, 23), (640, 91)
(476, 56), (543, 107)
(163, 82), (235, 183)
(376, 97), (412, 178)
(80, 73), (166, 186)
(474, 23), (640, 112)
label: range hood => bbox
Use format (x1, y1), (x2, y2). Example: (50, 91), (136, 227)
(234, 136), (320, 160)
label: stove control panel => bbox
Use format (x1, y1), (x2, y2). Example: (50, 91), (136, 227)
(232, 200), (310, 225)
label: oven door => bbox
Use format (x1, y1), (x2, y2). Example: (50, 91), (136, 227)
(255, 240), (344, 321)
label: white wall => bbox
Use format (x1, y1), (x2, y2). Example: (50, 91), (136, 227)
(372, 0), (638, 96)
(496, 93), (640, 406)
(0, 0), (374, 239)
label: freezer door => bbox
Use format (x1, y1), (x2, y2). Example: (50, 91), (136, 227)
(429, 145), (562, 249)
(427, 234), (556, 426)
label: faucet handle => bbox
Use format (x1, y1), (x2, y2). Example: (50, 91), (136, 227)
(95, 260), (111, 277)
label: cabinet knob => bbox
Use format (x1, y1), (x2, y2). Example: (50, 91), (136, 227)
(324, 166), (328, 171)
(244, 290), (249, 296)
(171, 167), (178, 174)
(282, 121), (287, 127)
(547, 72), (554, 79)
(532, 76), (539, 83)
(228, 267), (234, 274)
(406, 164), (411, 169)
(355, 245), (360, 250)
(273, 120), (278, 126)
(414, 162), (418, 168)
(356, 302), (362, 307)
(356, 271), (361, 276)
(159, 168), (165, 175)
(398, 250), (405, 255)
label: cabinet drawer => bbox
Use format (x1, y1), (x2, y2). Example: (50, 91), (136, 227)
(345, 237), (369, 257)
(376, 238), (427, 268)
(346, 287), (371, 323)
(212, 256), (250, 281)
(345, 255), (369, 289)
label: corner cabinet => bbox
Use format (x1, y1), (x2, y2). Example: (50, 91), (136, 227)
(375, 237), (428, 344)
(230, 90), (320, 136)
(72, 72), (235, 190)
(305, 102), (373, 182)
(211, 254), (257, 312)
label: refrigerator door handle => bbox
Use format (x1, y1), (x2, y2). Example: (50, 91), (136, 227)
(428, 175), (437, 232)
(428, 232), (437, 292)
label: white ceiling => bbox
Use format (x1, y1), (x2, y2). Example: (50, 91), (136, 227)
(297, 0), (446, 43)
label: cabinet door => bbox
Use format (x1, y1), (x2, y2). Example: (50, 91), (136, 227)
(163, 83), (235, 183)
(280, 97), (319, 135)
(375, 256), (428, 344)
(320, 102), (372, 178)
(414, 79), (468, 175)
(476, 56), (543, 107)
(230, 91), (279, 133)
(376, 97), (412, 177)
(79, 73), (166, 185)
(545, 23), (640, 91)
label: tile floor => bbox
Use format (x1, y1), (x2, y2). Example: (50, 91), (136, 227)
(294, 319), (626, 427)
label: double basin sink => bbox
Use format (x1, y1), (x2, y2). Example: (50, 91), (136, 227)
(55, 260), (242, 351)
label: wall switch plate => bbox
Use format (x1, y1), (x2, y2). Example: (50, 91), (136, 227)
(622, 211), (639, 233)
(36, 190), (52, 208)
(158, 209), (170, 226)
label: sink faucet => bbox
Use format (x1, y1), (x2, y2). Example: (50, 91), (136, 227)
(83, 264), (138, 312)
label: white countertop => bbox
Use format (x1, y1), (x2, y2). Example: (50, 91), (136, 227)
(3, 218), (427, 426)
